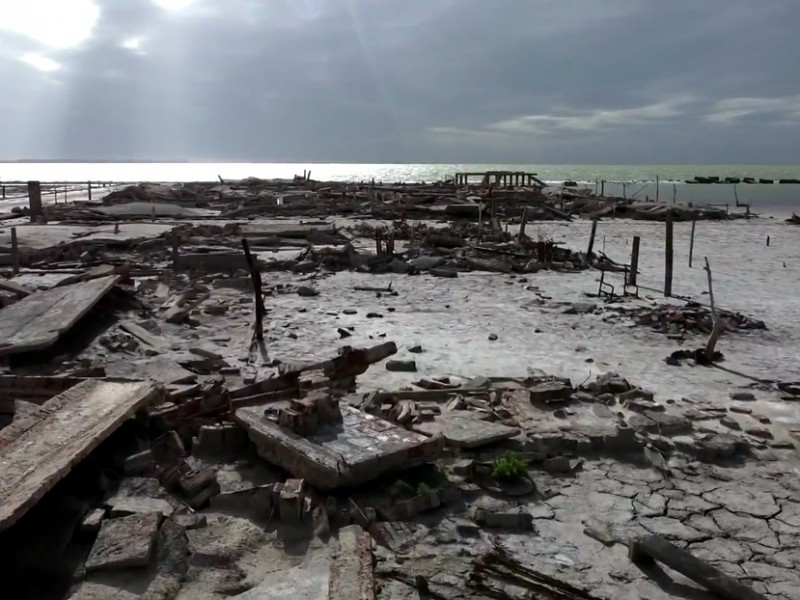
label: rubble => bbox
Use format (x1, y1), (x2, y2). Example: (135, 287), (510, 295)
(0, 175), (796, 600)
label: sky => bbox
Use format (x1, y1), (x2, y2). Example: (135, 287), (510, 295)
(0, 0), (799, 163)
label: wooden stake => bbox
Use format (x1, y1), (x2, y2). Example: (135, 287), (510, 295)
(600, 180), (605, 196)
(664, 213), (673, 297)
(629, 236), (640, 286)
(242, 239), (265, 343)
(27, 181), (42, 223)
(629, 535), (766, 600)
(10, 227), (19, 275)
(518, 206), (529, 243)
(688, 217), (696, 268)
(704, 257), (724, 362)
(655, 175), (660, 203)
(587, 218), (598, 259)
(87, 181), (92, 202)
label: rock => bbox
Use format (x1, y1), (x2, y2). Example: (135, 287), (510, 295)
(85, 513), (163, 572)
(474, 508), (533, 531)
(745, 427), (773, 440)
(729, 406), (752, 414)
(563, 302), (597, 315)
(297, 286), (319, 297)
(107, 496), (175, 518)
(408, 344), (423, 353)
(203, 303), (228, 316)
(488, 333), (498, 341)
(80, 508), (106, 534)
(430, 268), (458, 278)
(720, 416), (741, 430)
(409, 256), (445, 270)
(679, 434), (749, 461)
(174, 513), (207, 530)
(529, 381), (572, 404)
(342, 308), (357, 315)
(730, 391), (756, 401)
(386, 360), (417, 372)
(592, 404), (614, 419)
(366, 312), (383, 318)
(337, 327), (352, 339)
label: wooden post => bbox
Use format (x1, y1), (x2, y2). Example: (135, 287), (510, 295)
(629, 236), (640, 286)
(655, 175), (660, 203)
(600, 180), (605, 196)
(518, 206), (528, 243)
(375, 228), (383, 256)
(664, 213), (673, 297)
(587, 218), (598, 259)
(688, 218), (696, 267)
(87, 181), (92, 202)
(242, 239), (265, 343)
(10, 227), (19, 275)
(766, 235), (770, 247)
(629, 535), (767, 600)
(27, 181), (42, 223)
(704, 257), (724, 362)
(2, 185), (5, 199)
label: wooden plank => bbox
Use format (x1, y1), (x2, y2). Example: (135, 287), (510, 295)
(0, 379), (161, 532)
(0, 275), (120, 357)
(0, 278), (30, 298)
(629, 535), (766, 600)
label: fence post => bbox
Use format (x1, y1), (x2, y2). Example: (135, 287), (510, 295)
(587, 218), (598, 258)
(88, 181), (92, 202)
(27, 181), (42, 223)
(11, 227), (19, 274)
(688, 217), (696, 267)
(630, 236), (640, 286)
(664, 213), (674, 296)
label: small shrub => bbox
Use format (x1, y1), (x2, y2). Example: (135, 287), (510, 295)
(492, 452), (529, 481)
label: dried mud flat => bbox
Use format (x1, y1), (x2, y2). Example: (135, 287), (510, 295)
(0, 177), (799, 600)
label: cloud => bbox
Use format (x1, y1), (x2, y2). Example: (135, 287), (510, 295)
(706, 96), (800, 124)
(1, 0), (800, 163)
(19, 53), (61, 72)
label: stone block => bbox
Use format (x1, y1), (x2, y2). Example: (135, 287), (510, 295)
(80, 508), (106, 535)
(279, 479), (304, 524)
(85, 513), (162, 572)
(474, 508), (533, 531)
(529, 381), (573, 404)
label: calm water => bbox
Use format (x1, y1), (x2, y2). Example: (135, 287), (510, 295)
(1, 162), (799, 214)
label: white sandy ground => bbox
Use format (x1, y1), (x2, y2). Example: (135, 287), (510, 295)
(64, 216), (800, 600)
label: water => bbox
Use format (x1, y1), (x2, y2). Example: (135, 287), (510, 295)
(1, 162), (799, 214)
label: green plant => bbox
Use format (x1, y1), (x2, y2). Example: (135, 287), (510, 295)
(492, 452), (529, 481)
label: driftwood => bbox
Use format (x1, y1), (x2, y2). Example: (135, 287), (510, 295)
(704, 257), (725, 362)
(629, 534), (767, 600)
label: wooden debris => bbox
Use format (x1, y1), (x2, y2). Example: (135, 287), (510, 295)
(0, 379), (162, 532)
(0, 275), (121, 357)
(629, 534), (767, 600)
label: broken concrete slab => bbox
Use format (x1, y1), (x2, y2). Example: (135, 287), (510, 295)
(411, 411), (519, 448)
(85, 513), (162, 572)
(235, 404), (444, 490)
(0, 275), (121, 357)
(0, 379), (161, 532)
(329, 525), (375, 600)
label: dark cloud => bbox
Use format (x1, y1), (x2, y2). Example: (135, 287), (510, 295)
(1, 0), (799, 162)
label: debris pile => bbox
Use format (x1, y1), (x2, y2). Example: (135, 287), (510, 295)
(627, 301), (767, 335)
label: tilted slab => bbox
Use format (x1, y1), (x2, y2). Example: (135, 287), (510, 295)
(235, 404), (444, 490)
(0, 379), (161, 532)
(0, 275), (120, 356)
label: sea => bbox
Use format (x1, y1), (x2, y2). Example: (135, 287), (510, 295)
(1, 162), (799, 215)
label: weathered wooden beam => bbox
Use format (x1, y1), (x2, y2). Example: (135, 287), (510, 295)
(0, 379), (162, 532)
(629, 535), (766, 600)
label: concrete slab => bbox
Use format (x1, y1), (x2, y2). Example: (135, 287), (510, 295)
(85, 513), (162, 572)
(0, 223), (175, 252)
(235, 404), (444, 490)
(411, 411), (520, 448)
